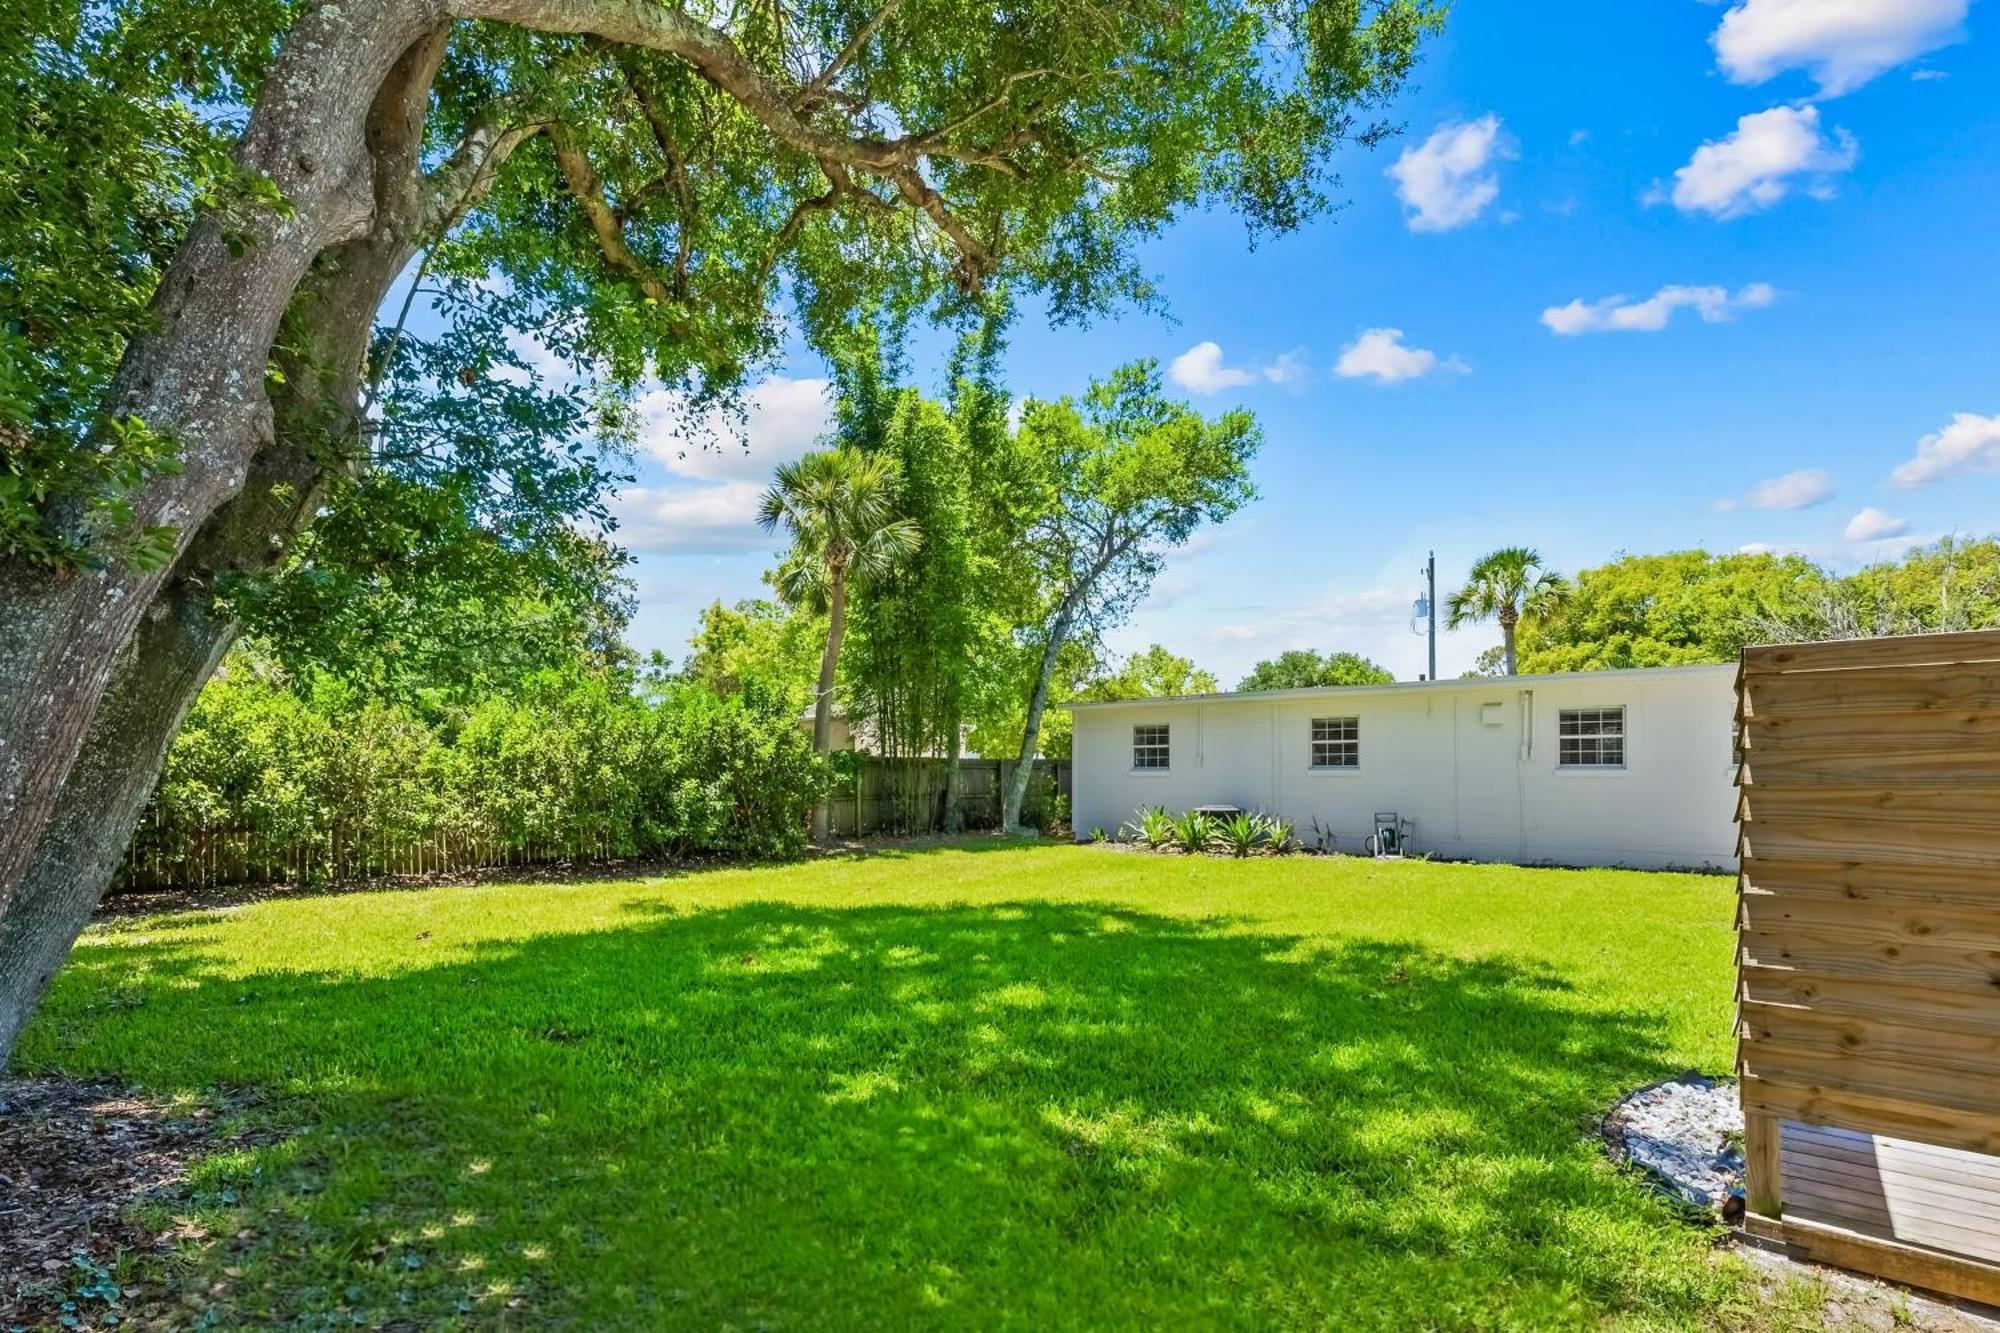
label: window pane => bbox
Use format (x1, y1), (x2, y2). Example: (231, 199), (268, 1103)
(1132, 723), (1170, 769)
(1310, 716), (1359, 768)
(1557, 708), (1624, 767)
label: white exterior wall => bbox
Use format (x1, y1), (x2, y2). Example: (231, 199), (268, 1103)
(1070, 666), (1737, 870)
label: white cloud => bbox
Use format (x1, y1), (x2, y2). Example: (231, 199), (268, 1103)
(1888, 411), (2000, 487)
(609, 374), (834, 556)
(1260, 348), (1310, 387)
(635, 375), (833, 481)
(1910, 68), (1950, 82)
(606, 481), (777, 555)
(1334, 328), (1466, 384)
(1168, 341), (1253, 394)
(1542, 282), (1776, 335)
(1713, 0), (1967, 97)
(1715, 468), (1834, 512)
(1387, 115), (1511, 232)
(1843, 506), (1910, 542)
(1167, 341), (1311, 395)
(1658, 105), (1857, 219)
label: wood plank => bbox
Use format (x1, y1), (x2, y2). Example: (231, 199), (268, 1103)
(1742, 1211), (2000, 1307)
(1741, 965), (2000, 1037)
(1742, 631), (2000, 677)
(1740, 1044), (2000, 1121)
(1741, 928), (2000, 989)
(1743, 666), (2000, 721)
(1739, 891), (2000, 951)
(1740, 748), (2000, 788)
(1742, 710), (2000, 747)
(1742, 1076), (2000, 1156)
(1783, 1130), (2000, 1202)
(1781, 1153), (2000, 1224)
(1739, 786), (2000, 835)
(1742, 1002), (2000, 1068)
(1739, 821), (2000, 871)
(1745, 1109), (1782, 1217)
(1781, 1166), (2000, 1259)
(1741, 854), (2000, 908)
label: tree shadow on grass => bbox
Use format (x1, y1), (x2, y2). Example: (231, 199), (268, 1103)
(22, 899), (1732, 1331)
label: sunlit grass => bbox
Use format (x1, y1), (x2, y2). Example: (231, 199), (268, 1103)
(20, 842), (1808, 1329)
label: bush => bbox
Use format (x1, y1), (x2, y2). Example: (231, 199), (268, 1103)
(129, 658), (827, 886)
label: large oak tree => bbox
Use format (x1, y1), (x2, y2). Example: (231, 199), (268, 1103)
(0, 0), (1440, 1056)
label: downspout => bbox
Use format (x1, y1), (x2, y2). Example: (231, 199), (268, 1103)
(1517, 688), (1534, 862)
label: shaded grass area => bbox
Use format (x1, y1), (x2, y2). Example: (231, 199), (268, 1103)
(16, 844), (1799, 1329)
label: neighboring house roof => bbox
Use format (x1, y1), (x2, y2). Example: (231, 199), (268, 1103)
(1063, 662), (1737, 712)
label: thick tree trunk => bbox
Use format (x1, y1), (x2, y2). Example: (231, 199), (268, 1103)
(0, 19), (454, 1065)
(0, 0), (448, 917)
(1003, 599), (1076, 832)
(0, 582), (238, 1058)
(1501, 612), (1519, 675)
(810, 575), (848, 843)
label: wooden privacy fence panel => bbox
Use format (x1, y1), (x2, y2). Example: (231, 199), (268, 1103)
(117, 757), (1071, 894)
(826, 758), (1069, 838)
(1735, 629), (2000, 1304)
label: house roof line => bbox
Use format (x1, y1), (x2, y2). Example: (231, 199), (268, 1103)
(1062, 662), (1737, 712)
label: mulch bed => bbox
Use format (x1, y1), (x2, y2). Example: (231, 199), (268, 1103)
(0, 1076), (266, 1330)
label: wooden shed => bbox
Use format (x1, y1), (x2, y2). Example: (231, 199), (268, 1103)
(1735, 630), (2000, 1305)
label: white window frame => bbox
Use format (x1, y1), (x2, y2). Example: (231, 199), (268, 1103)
(1308, 716), (1360, 771)
(1131, 722), (1171, 773)
(1557, 706), (1627, 770)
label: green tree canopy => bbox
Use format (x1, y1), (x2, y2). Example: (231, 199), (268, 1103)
(1446, 547), (1569, 676)
(1516, 549), (1830, 674)
(1237, 649), (1393, 692)
(998, 361), (1260, 825)
(1090, 645), (1220, 700)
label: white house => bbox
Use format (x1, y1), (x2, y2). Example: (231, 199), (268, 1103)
(1067, 664), (1738, 870)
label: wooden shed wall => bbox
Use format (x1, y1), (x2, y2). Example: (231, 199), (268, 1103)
(1736, 630), (2000, 1305)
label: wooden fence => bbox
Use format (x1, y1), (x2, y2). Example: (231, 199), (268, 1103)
(1735, 629), (2000, 1305)
(826, 758), (1070, 838)
(115, 756), (1071, 894)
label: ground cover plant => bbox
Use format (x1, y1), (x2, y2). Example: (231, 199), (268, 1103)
(14, 842), (1837, 1329)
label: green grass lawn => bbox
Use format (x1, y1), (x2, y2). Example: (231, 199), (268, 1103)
(19, 842), (1816, 1329)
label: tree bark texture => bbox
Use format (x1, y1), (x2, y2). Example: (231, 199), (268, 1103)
(810, 575), (848, 844)
(0, 0), (449, 920)
(0, 11), (453, 1063)
(1003, 598), (1076, 832)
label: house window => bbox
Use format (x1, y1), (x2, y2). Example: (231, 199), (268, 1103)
(1132, 723), (1170, 770)
(1558, 707), (1626, 768)
(1310, 716), (1359, 769)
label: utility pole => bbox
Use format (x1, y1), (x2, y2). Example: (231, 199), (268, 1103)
(1426, 550), (1438, 682)
(1411, 551), (1439, 680)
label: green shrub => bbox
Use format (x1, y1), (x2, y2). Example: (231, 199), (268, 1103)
(1216, 812), (1263, 858)
(1171, 810), (1212, 854)
(130, 657), (827, 885)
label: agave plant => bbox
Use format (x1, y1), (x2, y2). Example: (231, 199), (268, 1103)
(1216, 811), (1263, 858)
(1258, 814), (1296, 853)
(1172, 810), (1213, 854)
(1121, 806), (1176, 849)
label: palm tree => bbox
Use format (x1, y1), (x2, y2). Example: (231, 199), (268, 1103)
(1446, 546), (1568, 675)
(758, 447), (922, 842)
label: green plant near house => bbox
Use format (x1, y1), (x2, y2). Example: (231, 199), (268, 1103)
(1216, 812), (1264, 858)
(1258, 815), (1296, 853)
(1121, 806), (1175, 849)
(1172, 810), (1213, 855)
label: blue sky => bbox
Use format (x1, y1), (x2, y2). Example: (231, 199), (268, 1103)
(608, 0), (2000, 683)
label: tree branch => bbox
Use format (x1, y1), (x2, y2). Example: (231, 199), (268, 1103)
(449, 0), (1040, 285)
(794, 0), (901, 109)
(547, 123), (677, 306)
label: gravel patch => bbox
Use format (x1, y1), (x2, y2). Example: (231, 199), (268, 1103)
(1602, 1072), (1745, 1215)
